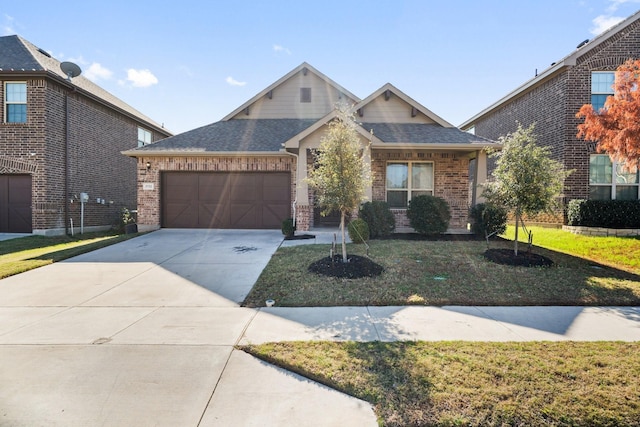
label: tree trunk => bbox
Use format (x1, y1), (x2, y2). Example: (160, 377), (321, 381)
(340, 210), (348, 263)
(514, 212), (520, 257)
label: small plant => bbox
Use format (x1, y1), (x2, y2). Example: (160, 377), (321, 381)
(406, 195), (450, 235)
(359, 201), (395, 238)
(281, 218), (296, 238)
(121, 208), (136, 225)
(469, 203), (508, 240)
(120, 207), (137, 234)
(347, 218), (370, 243)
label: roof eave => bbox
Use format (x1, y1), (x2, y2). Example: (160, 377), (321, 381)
(122, 150), (287, 158)
(371, 142), (502, 151)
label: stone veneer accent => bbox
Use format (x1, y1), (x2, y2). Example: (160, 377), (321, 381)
(563, 225), (640, 237)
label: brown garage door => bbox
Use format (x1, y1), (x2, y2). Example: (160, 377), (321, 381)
(161, 172), (291, 229)
(0, 174), (32, 233)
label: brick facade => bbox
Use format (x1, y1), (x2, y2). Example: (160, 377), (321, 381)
(468, 17), (640, 224)
(0, 76), (169, 234)
(135, 155), (295, 230)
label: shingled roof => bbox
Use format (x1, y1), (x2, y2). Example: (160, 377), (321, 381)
(0, 35), (169, 135)
(363, 123), (494, 145)
(132, 119), (318, 153)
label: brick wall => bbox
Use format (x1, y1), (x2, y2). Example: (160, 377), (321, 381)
(0, 76), (169, 234)
(136, 155), (295, 229)
(371, 150), (470, 229)
(471, 18), (640, 224)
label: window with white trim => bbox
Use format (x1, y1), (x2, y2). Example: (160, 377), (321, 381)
(591, 72), (614, 112)
(589, 154), (639, 200)
(386, 161), (434, 208)
(137, 127), (152, 147)
(4, 82), (27, 123)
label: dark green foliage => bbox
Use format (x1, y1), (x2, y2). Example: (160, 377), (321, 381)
(406, 195), (451, 235)
(469, 203), (508, 238)
(281, 218), (296, 237)
(567, 199), (640, 228)
(358, 201), (396, 238)
(347, 218), (370, 243)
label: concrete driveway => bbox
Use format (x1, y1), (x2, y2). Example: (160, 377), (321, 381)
(0, 229), (377, 427)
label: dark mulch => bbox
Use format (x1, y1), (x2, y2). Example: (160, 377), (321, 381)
(284, 234), (316, 240)
(484, 248), (554, 267)
(308, 255), (385, 279)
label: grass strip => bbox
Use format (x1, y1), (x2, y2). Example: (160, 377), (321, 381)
(241, 341), (640, 427)
(0, 232), (139, 279)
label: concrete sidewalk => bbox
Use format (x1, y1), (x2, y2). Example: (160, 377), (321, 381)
(0, 229), (638, 426)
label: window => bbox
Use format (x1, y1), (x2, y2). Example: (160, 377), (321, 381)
(4, 82), (27, 123)
(300, 87), (311, 103)
(137, 127), (152, 147)
(591, 72), (614, 111)
(589, 154), (639, 200)
(386, 162), (434, 208)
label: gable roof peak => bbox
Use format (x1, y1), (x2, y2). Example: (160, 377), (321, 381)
(355, 83), (453, 128)
(222, 62), (360, 121)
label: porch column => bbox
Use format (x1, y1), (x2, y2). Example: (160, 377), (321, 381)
(363, 141), (373, 202)
(473, 150), (488, 205)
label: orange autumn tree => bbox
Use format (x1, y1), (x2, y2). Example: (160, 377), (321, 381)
(576, 58), (640, 171)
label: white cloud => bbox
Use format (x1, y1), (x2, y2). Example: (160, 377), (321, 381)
(84, 62), (113, 82)
(125, 69), (158, 88)
(606, 0), (640, 13)
(590, 14), (625, 35)
(226, 76), (247, 86)
(273, 44), (292, 55)
(3, 14), (15, 35)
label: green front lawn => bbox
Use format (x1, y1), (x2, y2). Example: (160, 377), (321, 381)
(243, 233), (640, 307)
(242, 341), (640, 427)
(0, 232), (139, 279)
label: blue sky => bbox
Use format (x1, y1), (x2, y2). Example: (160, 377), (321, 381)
(3, 0), (640, 134)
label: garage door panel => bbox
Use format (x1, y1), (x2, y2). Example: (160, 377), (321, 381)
(199, 203), (228, 228)
(162, 172), (290, 229)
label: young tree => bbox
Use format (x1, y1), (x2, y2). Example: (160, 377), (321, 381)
(306, 104), (372, 263)
(483, 123), (570, 255)
(576, 58), (640, 171)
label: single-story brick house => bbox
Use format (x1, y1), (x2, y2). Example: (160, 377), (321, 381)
(124, 63), (498, 232)
(460, 10), (640, 223)
(0, 35), (171, 235)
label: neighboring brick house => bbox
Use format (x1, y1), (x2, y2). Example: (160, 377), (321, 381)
(0, 35), (171, 234)
(461, 10), (640, 223)
(125, 63), (497, 232)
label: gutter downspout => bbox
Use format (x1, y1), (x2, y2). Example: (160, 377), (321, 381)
(64, 93), (70, 235)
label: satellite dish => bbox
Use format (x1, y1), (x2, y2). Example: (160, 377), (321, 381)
(60, 61), (82, 81)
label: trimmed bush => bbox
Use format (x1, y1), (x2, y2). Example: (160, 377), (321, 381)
(567, 199), (640, 228)
(359, 201), (396, 238)
(281, 218), (296, 237)
(347, 218), (370, 243)
(406, 195), (451, 235)
(469, 203), (508, 238)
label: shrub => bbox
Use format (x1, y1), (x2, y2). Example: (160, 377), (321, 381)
(359, 201), (395, 238)
(281, 218), (296, 237)
(406, 195), (451, 235)
(347, 218), (370, 243)
(469, 203), (508, 238)
(567, 199), (640, 228)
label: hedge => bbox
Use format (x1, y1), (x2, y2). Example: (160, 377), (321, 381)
(567, 199), (640, 228)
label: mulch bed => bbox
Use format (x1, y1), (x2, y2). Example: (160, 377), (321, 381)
(308, 254), (385, 279)
(483, 248), (554, 267)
